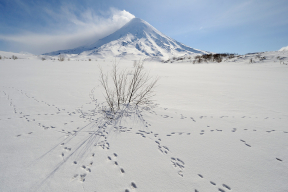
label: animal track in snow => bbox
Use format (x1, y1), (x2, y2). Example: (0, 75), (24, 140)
(210, 181), (216, 185)
(2, 87), (270, 192)
(131, 182), (137, 189)
(80, 173), (86, 182)
(190, 117), (196, 122)
(240, 139), (251, 147)
(171, 157), (185, 177)
(97, 140), (110, 150)
(72, 174), (78, 179)
(198, 174), (203, 178)
(158, 145), (169, 154)
(222, 184), (231, 190)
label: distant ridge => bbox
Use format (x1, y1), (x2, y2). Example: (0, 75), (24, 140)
(44, 18), (209, 59)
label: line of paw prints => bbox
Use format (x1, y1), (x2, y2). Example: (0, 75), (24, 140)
(195, 173), (232, 192)
(156, 109), (283, 122)
(165, 127), (287, 137)
(165, 129), (285, 163)
(2, 89), (84, 138)
(170, 155), (233, 192)
(2, 87), (67, 112)
(108, 153), (138, 192)
(68, 131), (113, 182)
(240, 139), (251, 147)
(113, 126), (133, 133)
(71, 153), (101, 182)
(54, 119), (117, 184)
(2, 87), (80, 122)
(135, 130), (153, 138)
(107, 153), (126, 175)
(16, 132), (33, 137)
(0, 94), (76, 132)
(135, 129), (171, 155)
(71, 152), (137, 192)
(135, 129), (185, 178)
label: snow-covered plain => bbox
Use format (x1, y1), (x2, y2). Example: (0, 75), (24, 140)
(0, 51), (288, 192)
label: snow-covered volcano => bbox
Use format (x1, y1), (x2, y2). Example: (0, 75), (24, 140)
(44, 18), (208, 59)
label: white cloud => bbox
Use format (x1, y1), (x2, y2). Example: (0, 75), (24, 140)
(0, 8), (135, 54)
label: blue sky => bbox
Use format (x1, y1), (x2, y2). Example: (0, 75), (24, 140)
(0, 0), (288, 54)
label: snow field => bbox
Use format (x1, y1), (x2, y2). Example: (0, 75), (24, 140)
(0, 55), (288, 192)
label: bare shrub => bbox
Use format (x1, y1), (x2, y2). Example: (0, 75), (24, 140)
(163, 59), (170, 63)
(202, 53), (213, 61)
(0, 55), (1, 60)
(193, 55), (203, 64)
(89, 58), (91, 61)
(58, 54), (65, 61)
(163, 53), (237, 64)
(213, 54), (222, 63)
(228, 54), (235, 59)
(99, 61), (158, 114)
(41, 57), (46, 61)
(12, 55), (18, 60)
(259, 56), (266, 61)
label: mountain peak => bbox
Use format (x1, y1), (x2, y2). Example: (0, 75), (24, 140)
(129, 17), (145, 23)
(110, 17), (158, 38)
(126, 18), (149, 26)
(44, 18), (209, 59)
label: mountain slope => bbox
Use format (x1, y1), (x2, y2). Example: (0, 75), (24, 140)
(44, 18), (208, 59)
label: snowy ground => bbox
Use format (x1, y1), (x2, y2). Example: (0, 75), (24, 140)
(0, 52), (288, 192)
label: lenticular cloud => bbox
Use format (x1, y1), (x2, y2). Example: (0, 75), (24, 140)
(0, 8), (135, 54)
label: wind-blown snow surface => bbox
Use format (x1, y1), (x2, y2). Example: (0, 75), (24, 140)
(44, 18), (208, 60)
(0, 53), (288, 192)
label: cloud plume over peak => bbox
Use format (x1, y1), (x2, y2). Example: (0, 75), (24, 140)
(0, 7), (135, 54)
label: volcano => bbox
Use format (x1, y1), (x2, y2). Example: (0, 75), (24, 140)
(44, 18), (208, 59)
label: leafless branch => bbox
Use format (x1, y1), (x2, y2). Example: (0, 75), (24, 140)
(99, 60), (158, 115)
